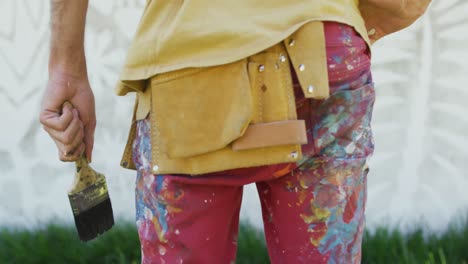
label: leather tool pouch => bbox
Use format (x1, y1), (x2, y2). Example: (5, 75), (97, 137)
(150, 59), (254, 159)
(120, 23), (333, 174)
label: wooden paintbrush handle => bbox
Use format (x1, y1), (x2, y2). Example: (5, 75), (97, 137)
(69, 156), (101, 194)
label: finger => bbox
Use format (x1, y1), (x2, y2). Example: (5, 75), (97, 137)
(77, 141), (86, 157)
(47, 110), (82, 145)
(68, 142), (86, 161)
(53, 140), (73, 159)
(62, 109), (83, 145)
(84, 121), (96, 163)
(62, 124), (84, 155)
(59, 142), (85, 162)
(40, 103), (74, 132)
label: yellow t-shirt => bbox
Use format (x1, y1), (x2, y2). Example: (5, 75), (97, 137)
(116, 0), (369, 95)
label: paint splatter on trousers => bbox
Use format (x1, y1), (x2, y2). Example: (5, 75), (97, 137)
(132, 22), (375, 264)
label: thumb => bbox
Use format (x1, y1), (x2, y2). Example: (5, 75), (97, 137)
(83, 121), (96, 163)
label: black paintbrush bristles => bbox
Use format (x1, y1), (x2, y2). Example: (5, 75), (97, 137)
(73, 198), (114, 242)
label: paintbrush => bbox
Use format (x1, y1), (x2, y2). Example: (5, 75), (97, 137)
(64, 103), (114, 241)
(68, 156), (114, 241)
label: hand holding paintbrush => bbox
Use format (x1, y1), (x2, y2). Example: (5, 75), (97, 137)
(63, 101), (114, 242)
(40, 99), (114, 241)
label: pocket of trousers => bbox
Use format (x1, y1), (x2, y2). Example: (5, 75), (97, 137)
(309, 83), (376, 159)
(150, 59), (254, 159)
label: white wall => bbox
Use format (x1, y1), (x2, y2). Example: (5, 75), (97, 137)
(1, 0), (467, 232)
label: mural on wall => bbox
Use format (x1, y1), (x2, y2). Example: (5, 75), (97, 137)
(0, 0), (467, 232)
(368, 0), (468, 230)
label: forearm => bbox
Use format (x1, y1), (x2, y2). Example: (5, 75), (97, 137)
(49, 0), (89, 76)
(359, 0), (431, 43)
(360, 0), (403, 14)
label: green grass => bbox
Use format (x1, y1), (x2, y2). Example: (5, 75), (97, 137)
(362, 224), (468, 264)
(0, 221), (467, 264)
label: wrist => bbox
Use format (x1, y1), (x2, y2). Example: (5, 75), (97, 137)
(48, 64), (89, 87)
(48, 48), (87, 78)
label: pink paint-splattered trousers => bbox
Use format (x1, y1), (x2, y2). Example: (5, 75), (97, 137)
(132, 22), (375, 264)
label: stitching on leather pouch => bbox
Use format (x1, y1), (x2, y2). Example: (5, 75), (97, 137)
(282, 56), (295, 119)
(121, 98), (139, 169)
(125, 121), (137, 168)
(152, 59), (248, 86)
(258, 65), (264, 122)
(150, 93), (161, 172)
(152, 68), (204, 85)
